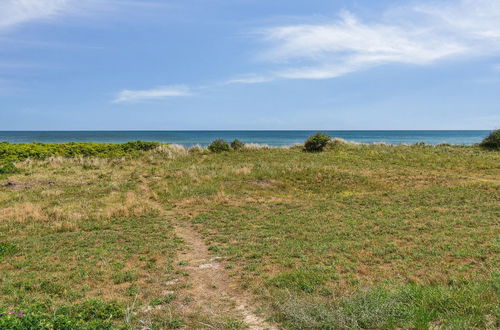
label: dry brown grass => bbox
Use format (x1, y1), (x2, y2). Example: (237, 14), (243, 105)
(0, 202), (48, 223)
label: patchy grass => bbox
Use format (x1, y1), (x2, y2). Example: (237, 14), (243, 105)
(1, 142), (499, 328)
(151, 144), (499, 329)
(0, 153), (181, 328)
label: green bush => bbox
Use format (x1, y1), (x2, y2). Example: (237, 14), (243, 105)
(231, 139), (244, 151)
(208, 139), (231, 153)
(479, 129), (500, 150)
(0, 162), (18, 175)
(304, 133), (331, 152)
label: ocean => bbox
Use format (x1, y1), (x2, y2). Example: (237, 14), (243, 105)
(0, 130), (490, 147)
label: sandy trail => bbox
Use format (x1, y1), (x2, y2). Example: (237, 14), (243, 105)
(173, 222), (277, 330)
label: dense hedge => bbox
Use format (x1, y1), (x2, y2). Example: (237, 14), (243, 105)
(0, 141), (160, 162)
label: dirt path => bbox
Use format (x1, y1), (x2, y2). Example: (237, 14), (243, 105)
(140, 175), (276, 329)
(173, 222), (277, 330)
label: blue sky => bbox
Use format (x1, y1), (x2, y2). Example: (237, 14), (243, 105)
(1, 0), (499, 130)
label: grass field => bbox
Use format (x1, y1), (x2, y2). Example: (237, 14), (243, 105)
(0, 142), (498, 329)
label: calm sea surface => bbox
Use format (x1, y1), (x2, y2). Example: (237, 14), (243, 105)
(0, 131), (490, 146)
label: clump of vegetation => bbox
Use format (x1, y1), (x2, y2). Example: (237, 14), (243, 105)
(150, 294), (176, 306)
(269, 269), (327, 293)
(0, 299), (122, 329)
(304, 133), (331, 152)
(274, 279), (499, 329)
(0, 141), (160, 161)
(0, 242), (17, 259)
(231, 139), (244, 151)
(479, 129), (500, 150)
(208, 139), (231, 153)
(0, 162), (18, 175)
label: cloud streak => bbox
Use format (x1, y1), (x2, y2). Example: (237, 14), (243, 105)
(247, 0), (500, 81)
(0, 0), (171, 32)
(113, 85), (193, 103)
(0, 0), (72, 31)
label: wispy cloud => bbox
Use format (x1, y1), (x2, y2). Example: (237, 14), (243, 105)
(0, 0), (72, 31)
(245, 0), (500, 81)
(224, 74), (274, 85)
(113, 85), (193, 103)
(0, 0), (172, 32)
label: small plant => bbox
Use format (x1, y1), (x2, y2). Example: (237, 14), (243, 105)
(479, 129), (500, 150)
(0, 242), (17, 259)
(208, 139), (231, 153)
(304, 133), (331, 152)
(150, 294), (176, 306)
(231, 139), (244, 151)
(112, 271), (138, 284)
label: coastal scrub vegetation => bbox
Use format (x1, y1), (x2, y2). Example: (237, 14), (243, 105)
(230, 139), (244, 151)
(0, 141), (160, 162)
(208, 139), (231, 153)
(0, 138), (498, 328)
(304, 133), (331, 152)
(480, 129), (500, 150)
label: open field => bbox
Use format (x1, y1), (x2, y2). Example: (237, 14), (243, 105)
(0, 142), (499, 329)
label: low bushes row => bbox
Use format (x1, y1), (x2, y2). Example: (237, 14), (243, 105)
(207, 135), (333, 153)
(0, 141), (160, 162)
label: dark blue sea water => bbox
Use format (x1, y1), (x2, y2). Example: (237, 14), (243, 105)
(0, 131), (490, 147)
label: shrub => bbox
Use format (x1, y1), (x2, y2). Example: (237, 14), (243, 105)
(0, 162), (18, 175)
(208, 139), (231, 153)
(231, 139), (244, 151)
(479, 129), (500, 150)
(121, 141), (160, 152)
(304, 133), (331, 152)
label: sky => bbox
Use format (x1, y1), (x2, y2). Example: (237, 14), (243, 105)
(0, 0), (499, 130)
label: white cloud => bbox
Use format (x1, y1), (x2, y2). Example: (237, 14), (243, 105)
(0, 0), (72, 31)
(0, 0), (171, 32)
(248, 0), (500, 81)
(113, 85), (193, 103)
(224, 75), (274, 85)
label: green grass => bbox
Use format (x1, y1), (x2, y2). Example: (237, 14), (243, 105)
(0, 142), (498, 328)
